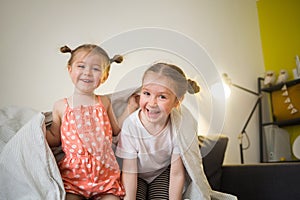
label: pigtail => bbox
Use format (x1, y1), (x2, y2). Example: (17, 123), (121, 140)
(187, 79), (200, 94)
(110, 55), (123, 64)
(60, 45), (72, 53)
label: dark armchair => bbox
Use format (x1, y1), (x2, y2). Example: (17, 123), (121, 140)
(199, 134), (300, 200)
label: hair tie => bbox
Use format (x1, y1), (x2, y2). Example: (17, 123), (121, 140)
(110, 55), (123, 64)
(187, 78), (200, 94)
(60, 45), (72, 53)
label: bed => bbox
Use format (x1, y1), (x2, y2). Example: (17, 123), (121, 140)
(0, 89), (237, 200)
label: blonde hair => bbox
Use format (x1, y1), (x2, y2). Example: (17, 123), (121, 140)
(142, 62), (200, 98)
(60, 44), (123, 73)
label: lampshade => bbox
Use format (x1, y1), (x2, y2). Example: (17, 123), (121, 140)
(222, 73), (232, 98)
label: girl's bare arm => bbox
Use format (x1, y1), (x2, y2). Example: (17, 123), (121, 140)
(102, 95), (121, 136)
(46, 100), (63, 147)
(122, 158), (138, 200)
(169, 154), (185, 200)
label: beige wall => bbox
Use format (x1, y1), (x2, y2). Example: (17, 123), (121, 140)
(0, 0), (264, 164)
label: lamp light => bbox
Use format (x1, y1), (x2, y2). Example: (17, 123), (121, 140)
(222, 73), (262, 164)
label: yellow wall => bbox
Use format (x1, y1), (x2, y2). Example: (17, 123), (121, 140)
(257, 0), (300, 79)
(257, 0), (300, 159)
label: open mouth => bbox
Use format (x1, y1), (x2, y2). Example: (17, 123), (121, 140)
(81, 79), (93, 83)
(146, 108), (160, 118)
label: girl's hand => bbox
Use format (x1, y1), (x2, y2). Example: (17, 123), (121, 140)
(116, 93), (140, 130)
(127, 93), (140, 113)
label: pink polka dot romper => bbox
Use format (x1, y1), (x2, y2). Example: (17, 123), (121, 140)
(58, 96), (125, 199)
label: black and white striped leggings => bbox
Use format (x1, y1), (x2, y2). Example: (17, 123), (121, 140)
(136, 166), (170, 200)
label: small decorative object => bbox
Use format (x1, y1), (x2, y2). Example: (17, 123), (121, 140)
(276, 69), (289, 84)
(291, 108), (298, 114)
(272, 83), (300, 121)
(281, 84), (298, 115)
(281, 90), (288, 96)
(287, 104), (294, 110)
(284, 97), (291, 103)
(296, 55), (300, 74)
(263, 70), (276, 87)
(281, 85), (287, 90)
(292, 135), (300, 159)
(293, 55), (300, 79)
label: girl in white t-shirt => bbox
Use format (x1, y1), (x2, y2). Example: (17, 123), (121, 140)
(116, 62), (200, 200)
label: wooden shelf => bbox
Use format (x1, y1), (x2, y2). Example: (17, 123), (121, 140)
(262, 118), (300, 127)
(261, 78), (300, 93)
(258, 77), (300, 163)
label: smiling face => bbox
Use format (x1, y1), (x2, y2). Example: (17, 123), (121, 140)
(68, 50), (109, 95)
(139, 71), (180, 128)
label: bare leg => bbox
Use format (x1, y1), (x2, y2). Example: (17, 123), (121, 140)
(100, 194), (120, 200)
(66, 193), (84, 200)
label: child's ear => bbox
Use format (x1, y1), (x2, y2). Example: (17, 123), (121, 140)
(67, 65), (72, 73)
(175, 96), (184, 108)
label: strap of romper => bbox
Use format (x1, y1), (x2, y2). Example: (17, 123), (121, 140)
(96, 95), (105, 108)
(63, 98), (70, 108)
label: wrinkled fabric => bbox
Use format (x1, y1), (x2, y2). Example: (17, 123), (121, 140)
(0, 112), (65, 200)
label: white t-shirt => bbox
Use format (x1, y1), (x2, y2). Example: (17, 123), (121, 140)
(115, 109), (180, 183)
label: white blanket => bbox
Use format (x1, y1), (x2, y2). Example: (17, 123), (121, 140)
(172, 107), (237, 200)
(0, 107), (65, 200)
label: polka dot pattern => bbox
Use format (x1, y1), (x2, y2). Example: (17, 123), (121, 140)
(58, 97), (125, 198)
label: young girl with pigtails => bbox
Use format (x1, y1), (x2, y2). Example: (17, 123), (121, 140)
(46, 44), (138, 200)
(116, 62), (213, 200)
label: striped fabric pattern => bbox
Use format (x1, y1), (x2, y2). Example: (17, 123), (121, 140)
(136, 166), (170, 200)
